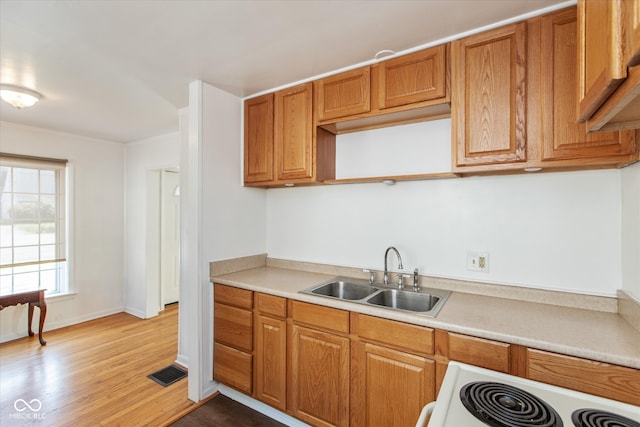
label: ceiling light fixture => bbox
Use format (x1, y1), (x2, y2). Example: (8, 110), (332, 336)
(0, 84), (43, 109)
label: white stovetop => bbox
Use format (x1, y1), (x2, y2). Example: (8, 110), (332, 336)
(428, 362), (640, 427)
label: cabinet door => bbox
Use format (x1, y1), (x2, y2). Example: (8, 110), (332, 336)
(377, 45), (447, 109)
(315, 67), (370, 121)
(540, 8), (637, 161)
(244, 94), (274, 183)
(351, 341), (435, 427)
(274, 82), (314, 181)
(288, 323), (349, 427)
(628, 0), (640, 67)
(255, 315), (287, 411)
(577, 0), (628, 122)
(452, 23), (527, 166)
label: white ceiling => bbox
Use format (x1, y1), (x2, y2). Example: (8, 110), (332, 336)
(0, 0), (572, 143)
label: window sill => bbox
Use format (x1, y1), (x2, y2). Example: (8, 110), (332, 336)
(44, 292), (77, 303)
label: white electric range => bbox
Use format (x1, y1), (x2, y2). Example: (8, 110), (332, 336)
(419, 361), (640, 427)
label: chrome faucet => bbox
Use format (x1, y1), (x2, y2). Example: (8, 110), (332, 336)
(383, 246), (403, 285)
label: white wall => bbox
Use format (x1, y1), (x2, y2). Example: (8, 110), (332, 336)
(0, 122), (125, 342)
(267, 167), (623, 297)
(182, 81), (266, 401)
(621, 161), (640, 300)
(124, 132), (180, 318)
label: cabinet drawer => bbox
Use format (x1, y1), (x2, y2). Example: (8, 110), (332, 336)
(214, 283), (253, 310)
(447, 332), (511, 373)
(256, 292), (287, 318)
(527, 349), (640, 406)
(214, 342), (252, 394)
(289, 300), (349, 334)
(214, 302), (253, 352)
(353, 313), (434, 356)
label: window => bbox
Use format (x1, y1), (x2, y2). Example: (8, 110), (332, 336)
(0, 153), (68, 296)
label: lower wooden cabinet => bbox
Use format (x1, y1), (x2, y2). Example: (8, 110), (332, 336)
(213, 284), (254, 394)
(213, 285), (640, 426)
(351, 341), (435, 427)
(351, 313), (436, 427)
(213, 342), (253, 394)
(254, 293), (287, 411)
(527, 348), (640, 406)
(288, 323), (350, 427)
(442, 331), (511, 373)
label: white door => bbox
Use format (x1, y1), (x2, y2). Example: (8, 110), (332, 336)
(161, 169), (180, 306)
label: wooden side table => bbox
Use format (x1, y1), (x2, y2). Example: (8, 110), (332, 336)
(0, 289), (47, 345)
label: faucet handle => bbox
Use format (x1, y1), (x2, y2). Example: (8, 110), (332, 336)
(413, 268), (419, 291)
(398, 273), (411, 289)
(363, 269), (376, 285)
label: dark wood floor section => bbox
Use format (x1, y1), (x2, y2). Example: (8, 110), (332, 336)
(170, 394), (286, 427)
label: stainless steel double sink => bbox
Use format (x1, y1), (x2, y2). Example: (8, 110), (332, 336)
(300, 277), (450, 317)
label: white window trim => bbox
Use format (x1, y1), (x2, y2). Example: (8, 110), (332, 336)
(0, 153), (71, 296)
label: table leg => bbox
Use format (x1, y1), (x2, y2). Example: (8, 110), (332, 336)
(28, 302), (35, 336)
(38, 300), (47, 346)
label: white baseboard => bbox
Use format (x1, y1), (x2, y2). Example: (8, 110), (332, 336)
(175, 353), (189, 369)
(218, 384), (310, 427)
(123, 305), (146, 319)
(0, 305), (124, 344)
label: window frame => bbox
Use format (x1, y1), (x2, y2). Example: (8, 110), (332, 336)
(0, 153), (69, 296)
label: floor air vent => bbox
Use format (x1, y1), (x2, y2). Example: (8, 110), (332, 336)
(147, 365), (187, 387)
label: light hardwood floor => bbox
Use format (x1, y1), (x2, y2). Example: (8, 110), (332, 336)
(0, 305), (195, 426)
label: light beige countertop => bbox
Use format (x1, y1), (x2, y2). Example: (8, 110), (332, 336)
(212, 265), (640, 370)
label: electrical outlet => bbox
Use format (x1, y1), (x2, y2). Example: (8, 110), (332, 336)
(467, 251), (489, 273)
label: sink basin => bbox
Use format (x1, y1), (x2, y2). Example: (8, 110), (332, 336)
(300, 277), (450, 317)
(308, 280), (378, 300)
(365, 289), (442, 313)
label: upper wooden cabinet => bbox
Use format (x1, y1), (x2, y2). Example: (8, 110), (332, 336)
(374, 45), (448, 109)
(538, 7), (638, 163)
(314, 45), (450, 134)
(453, 7), (638, 174)
(315, 67), (371, 121)
(578, 0), (640, 132)
(577, 0), (628, 122)
(244, 83), (336, 187)
(452, 22), (527, 167)
(628, 0), (640, 67)
(244, 94), (274, 184)
(274, 83), (314, 181)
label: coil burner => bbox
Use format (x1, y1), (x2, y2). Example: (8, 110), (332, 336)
(571, 408), (640, 427)
(460, 381), (563, 427)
